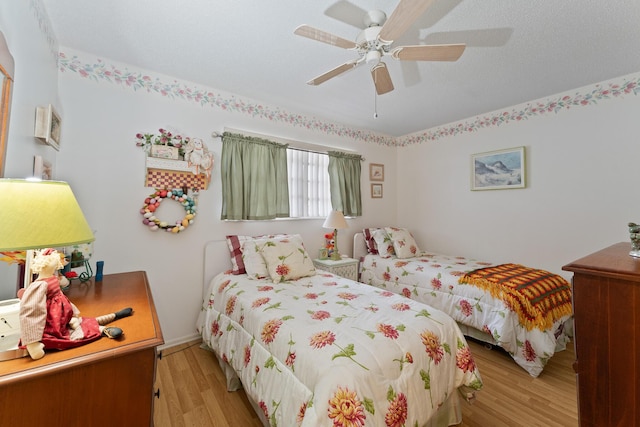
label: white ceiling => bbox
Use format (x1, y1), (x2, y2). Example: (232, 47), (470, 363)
(42, 0), (640, 137)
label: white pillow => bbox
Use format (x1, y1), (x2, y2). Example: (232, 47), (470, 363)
(385, 227), (420, 259)
(241, 239), (271, 279)
(259, 234), (316, 283)
(226, 233), (290, 275)
(372, 229), (396, 258)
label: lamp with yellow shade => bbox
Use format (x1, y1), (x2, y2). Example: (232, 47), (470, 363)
(0, 179), (94, 361)
(0, 178), (95, 287)
(0, 179), (95, 252)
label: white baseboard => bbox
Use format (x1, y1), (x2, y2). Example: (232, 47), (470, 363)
(158, 332), (201, 351)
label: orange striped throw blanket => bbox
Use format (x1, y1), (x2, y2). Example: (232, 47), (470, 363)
(458, 263), (572, 331)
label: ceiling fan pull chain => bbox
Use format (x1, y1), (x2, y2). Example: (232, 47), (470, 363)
(373, 87), (378, 118)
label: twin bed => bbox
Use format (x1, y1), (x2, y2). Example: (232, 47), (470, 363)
(197, 234), (482, 426)
(355, 227), (574, 378)
(196, 228), (573, 425)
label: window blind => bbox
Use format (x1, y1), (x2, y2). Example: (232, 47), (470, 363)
(287, 148), (331, 218)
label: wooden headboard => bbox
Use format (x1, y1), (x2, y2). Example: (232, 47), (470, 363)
(203, 239), (232, 301)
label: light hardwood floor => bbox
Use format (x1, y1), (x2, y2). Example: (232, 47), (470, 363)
(153, 339), (578, 426)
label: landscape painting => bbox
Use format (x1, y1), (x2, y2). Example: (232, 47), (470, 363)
(472, 146), (525, 190)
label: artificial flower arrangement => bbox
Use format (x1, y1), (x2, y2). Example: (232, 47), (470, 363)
(135, 128), (189, 159)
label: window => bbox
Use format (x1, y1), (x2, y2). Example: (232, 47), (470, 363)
(220, 131), (361, 220)
(287, 148), (331, 218)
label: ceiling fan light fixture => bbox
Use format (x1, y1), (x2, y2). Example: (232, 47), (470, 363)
(294, 0), (466, 95)
(365, 50), (381, 64)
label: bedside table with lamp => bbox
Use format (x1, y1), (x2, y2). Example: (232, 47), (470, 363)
(313, 257), (359, 281)
(314, 210), (359, 280)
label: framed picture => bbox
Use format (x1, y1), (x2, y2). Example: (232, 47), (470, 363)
(318, 248), (329, 260)
(371, 183), (383, 198)
(34, 104), (61, 150)
(471, 146), (526, 191)
(369, 163), (384, 181)
(33, 155), (53, 180)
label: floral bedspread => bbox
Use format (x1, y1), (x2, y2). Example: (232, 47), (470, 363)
(198, 271), (482, 427)
(359, 253), (573, 378)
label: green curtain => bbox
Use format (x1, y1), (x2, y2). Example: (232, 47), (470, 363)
(220, 132), (290, 220)
(327, 151), (363, 217)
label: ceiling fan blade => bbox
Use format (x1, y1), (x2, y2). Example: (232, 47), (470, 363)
(324, 1), (368, 29)
(294, 25), (357, 50)
(378, 0), (436, 43)
(371, 62), (394, 95)
(391, 44), (466, 61)
(307, 60), (360, 86)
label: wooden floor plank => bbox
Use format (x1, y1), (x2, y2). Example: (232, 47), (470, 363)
(154, 339), (578, 426)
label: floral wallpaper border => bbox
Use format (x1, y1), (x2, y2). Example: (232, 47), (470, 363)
(396, 75), (640, 147)
(30, 0), (58, 62)
(57, 51), (396, 147)
(57, 50), (639, 148)
(31, 0), (640, 147)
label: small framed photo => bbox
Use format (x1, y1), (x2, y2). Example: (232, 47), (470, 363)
(33, 155), (53, 180)
(371, 183), (383, 198)
(318, 248), (329, 260)
(369, 163), (384, 181)
(471, 146), (525, 191)
(34, 104), (62, 150)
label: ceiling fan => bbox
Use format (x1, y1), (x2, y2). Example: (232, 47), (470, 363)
(294, 0), (466, 95)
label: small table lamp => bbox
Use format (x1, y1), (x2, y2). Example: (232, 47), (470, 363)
(0, 179), (95, 287)
(0, 179), (95, 360)
(323, 210), (348, 261)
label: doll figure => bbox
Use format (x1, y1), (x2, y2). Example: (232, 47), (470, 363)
(19, 248), (133, 360)
(324, 232), (335, 257)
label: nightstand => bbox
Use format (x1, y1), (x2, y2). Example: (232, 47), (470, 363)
(313, 257), (359, 281)
(0, 271), (164, 426)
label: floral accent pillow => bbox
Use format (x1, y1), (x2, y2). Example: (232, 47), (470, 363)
(385, 227), (420, 259)
(259, 234), (316, 283)
(372, 229), (396, 258)
(241, 239), (271, 280)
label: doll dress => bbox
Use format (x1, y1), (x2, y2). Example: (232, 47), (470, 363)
(20, 276), (101, 350)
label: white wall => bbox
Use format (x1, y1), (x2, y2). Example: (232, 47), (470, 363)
(54, 50), (397, 347)
(0, 1), (60, 177)
(397, 78), (640, 278)
(5, 0), (640, 347)
(0, 2), (397, 346)
(0, 1), (61, 299)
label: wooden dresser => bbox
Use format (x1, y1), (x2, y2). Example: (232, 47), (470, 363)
(563, 243), (640, 427)
(0, 271), (164, 427)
